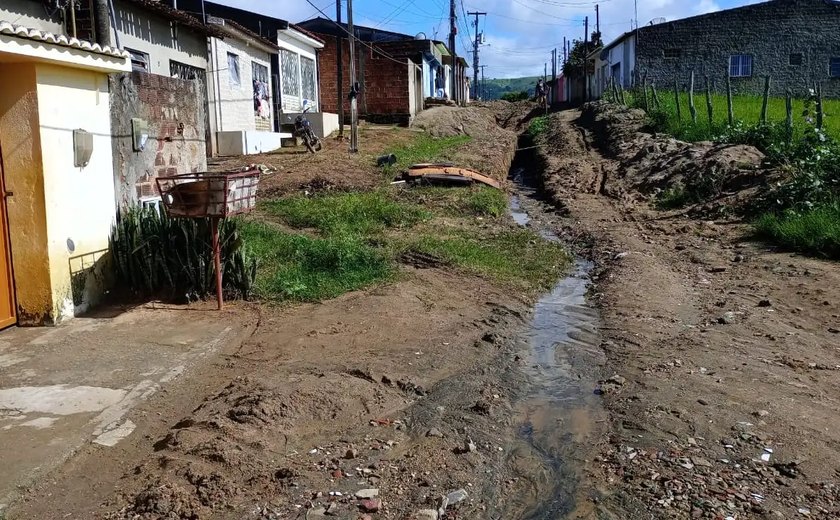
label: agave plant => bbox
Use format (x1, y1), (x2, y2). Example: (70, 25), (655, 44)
(109, 207), (256, 301)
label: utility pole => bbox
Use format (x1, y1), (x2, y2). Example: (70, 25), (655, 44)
(467, 11), (486, 102)
(584, 16), (590, 101)
(449, 0), (457, 103)
(480, 65), (486, 100)
(563, 36), (567, 65)
(596, 4), (600, 34)
(336, 0), (344, 138)
(347, 0), (358, 152)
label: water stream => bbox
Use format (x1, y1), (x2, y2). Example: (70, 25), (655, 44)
(507, 167), (607, 518)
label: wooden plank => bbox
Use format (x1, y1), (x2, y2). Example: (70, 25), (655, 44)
(406, 165), (502, 189)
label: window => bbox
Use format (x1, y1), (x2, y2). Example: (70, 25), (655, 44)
(729, 54), (753, 78)
(664, 48), (681, 59)
(301, 56), (317, 106)
(228, 52), (240, 86)
(789, 53), (803, 66)
(252, 62), (270, 119)
(831, 57), (840, 78)
(280, 49), (300, 97)
(126, 47), (149, 72)
(170, 60), (205, 81)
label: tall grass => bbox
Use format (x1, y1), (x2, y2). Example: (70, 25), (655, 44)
(753, 204), (840, 259)
(383, 134), (472, 174)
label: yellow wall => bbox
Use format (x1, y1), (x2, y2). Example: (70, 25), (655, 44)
(36, 64), (117, 320)
(0, 63), (53, 324)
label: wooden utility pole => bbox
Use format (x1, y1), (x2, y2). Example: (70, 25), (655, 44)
(596, 4), (600, 34)
(584, 16), (590, 101)
(336, 0), (344, 138)
(347, 0), (358, 152)
(449, 0), (457, 103)
(468, 12), (486, 102)
(563, 37), (567, 65)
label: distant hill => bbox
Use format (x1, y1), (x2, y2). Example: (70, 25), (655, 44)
(480, 76), (542, 100)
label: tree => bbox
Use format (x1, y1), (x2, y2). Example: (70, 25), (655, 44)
(561, 31), (603, 78)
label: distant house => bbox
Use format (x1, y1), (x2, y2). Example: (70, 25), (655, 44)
(589, 31), (636, 99)
(0, 7), (131, 326)
(297, 17), (468, 125)
(170, 0), (336, 139)
(591, 0), (840, 99)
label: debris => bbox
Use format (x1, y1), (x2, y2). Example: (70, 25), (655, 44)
(376, 153), (397, 167)
(426, 428), (445, 438)
(354, 489), (379, 499)
(358, 498), (381, 513)
(415, 509), (439, 520)
(697, 398), (709, 406)
(465, 438), (477, 453)
(758, 299), (772, 307)
(753, 410), (770, 418)
(345, 448), (359, 459)
(405, 164), (502, 189)
(446, 489), (468, 507)
(718, 312), (737, 325)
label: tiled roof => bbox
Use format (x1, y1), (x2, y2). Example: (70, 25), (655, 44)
(0, 21), (129, 59)
(128, 0), (224, 37)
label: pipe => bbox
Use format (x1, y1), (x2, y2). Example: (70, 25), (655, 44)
(93, 0), (111, 46)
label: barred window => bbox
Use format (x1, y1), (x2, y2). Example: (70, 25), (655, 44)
(729, 54), (752, 78)
(830, 57), (840, 78)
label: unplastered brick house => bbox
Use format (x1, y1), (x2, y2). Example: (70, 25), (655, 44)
(589, 0), (840, 99)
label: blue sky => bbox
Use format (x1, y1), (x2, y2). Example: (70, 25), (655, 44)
(214, 0), (765, 78)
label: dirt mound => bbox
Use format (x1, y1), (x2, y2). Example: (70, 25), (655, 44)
(412, 105), (517, 184)
(474, 100), (545, 131)
(112, 481), (204, 520)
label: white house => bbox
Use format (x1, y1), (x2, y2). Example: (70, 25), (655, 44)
(205, 17), (286, 156)
(590, 30), (637, 100)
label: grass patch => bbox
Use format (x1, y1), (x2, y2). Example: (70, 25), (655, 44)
(240, 221), (393, 301)
(397, 185), (508, 218)
(655, 187), (693, 210)
(527, 115), (550, 138)
(262, 191), (431, 236)
(753, 204), (840, 259)
(398, 228), (569, 291)
(384, 133), (472, 173)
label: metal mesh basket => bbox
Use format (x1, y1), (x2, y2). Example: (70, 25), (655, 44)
(156, 170), (261, 218)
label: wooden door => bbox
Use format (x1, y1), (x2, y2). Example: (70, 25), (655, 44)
(0, 141), (16, 329)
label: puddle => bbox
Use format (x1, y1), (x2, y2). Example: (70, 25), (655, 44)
(507, 172), (606, 518)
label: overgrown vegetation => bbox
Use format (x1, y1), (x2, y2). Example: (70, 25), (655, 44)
(383, 134), (472, 174)
(109, 208), (255, 301)
(617, 86), (840, 259)
(501, 91), (530, 102)
(397, 185), (508, 218)
(527, 115), (550, 138)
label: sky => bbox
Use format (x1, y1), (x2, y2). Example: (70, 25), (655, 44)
(211, 0), (767, 79)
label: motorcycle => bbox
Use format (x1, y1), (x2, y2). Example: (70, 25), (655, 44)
(293, 106), (322, 153)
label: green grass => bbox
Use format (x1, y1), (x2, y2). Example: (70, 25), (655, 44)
(384, 134), (472, 173)
(527, 115), (550, 138)
(261, 191), (430, 236)
(655, 187), (693, 210)
(396, 185), (508, 218)
(628, 91), (840, 142)
(398, 229), (569, 291)
(753, 204), (840, 259)
(240, 221), (393, 301)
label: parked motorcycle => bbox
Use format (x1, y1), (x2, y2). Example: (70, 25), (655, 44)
(293, 106), (322, 153)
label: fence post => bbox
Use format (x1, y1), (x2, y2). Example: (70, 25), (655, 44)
(816, 81), (824, 130)
(726, 73), (734, 127)
(651, 83), (661, 110)
(674, 76), (682, 124)
(704, 75), (714, 126)
(785, 88), (793, 143)
(642, 73), (650, 112)
(760, 75), (771, 124)
(689, 71), (698, 124)
(620, 84), (627, 106)
(613, 78), (621, 105)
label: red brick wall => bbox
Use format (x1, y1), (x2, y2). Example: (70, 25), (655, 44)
(315, 32), (413, 124)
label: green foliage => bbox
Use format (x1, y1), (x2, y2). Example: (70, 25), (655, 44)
(500, 91), (530, 102)
(527, 115), (550, 138)
(655, 187), (692, 210)
(240, 222), (392, 301)
(108, 208), (255, 301)
(398, 229), (569, 291)
(384, 134), (471, 174)
(753, 204), (840, 259)
(397, 185), (508, 218)
(482, 76), (542, 100)
(262, 191), (430, 235)
(562, 33), (603, 78)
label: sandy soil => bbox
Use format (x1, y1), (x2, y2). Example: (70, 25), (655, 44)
(533, 106), (840, 519)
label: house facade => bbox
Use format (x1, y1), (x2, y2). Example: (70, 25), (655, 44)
(0, 14), (131, 326)
(590, 31), (636, 99)
(635, 0), (840, 96)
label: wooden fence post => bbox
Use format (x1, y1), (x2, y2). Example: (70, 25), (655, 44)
(642, 73), (650, 112)
(651, 83), (661, 110)
(726, 73), (734, 127)
(613, 78), (621, 105)
(674, 76), (682, 123)
(816, 81), (824, 130)
(785, 88), (793, 143)
(704, 75), (714, 126)
(760, 75), (771, 124)
(689, 71), (698, 124)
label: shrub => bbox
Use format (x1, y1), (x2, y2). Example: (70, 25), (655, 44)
(501, 91), (529, 102)
(754, 204), (840, 259)
(109, 208), (256, 301)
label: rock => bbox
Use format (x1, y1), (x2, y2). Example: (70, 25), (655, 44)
(344, 448), (359, 459)
(829, 327), (839, 334)
(415, 509), (439, 520)
(465, 438), (477, 453)
(331, 469), (343, 478)
(754, 410), (770, 418)
(306, 507), (328, 519)
(446, 489), (468, 507)
(606, 374), (627, 386)
(758, 299), (772, 308)
(718, 312), (737, 325)
(426, 428), (444, 438)
(698, 398), (710, 406)
(708, 266), (727, 273)
(355, 489), (380, 499)
(359, 498), (381, 513)
(325, 502), (340, 516)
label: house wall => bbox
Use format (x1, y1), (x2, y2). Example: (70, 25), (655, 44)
(276, 31), (320, 113)
(0, 0), (63, 34)
(209, 36), (273, 132)
(112, 0), (208, 75)
(35, 64), (116, 318)
(0, 62), (52, 325)
(109, 72), (207, 208)
(637, 0), (840, 96)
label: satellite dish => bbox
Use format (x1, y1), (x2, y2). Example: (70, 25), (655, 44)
(415, 32), (427, 40)
(649, 17), (666, 25)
